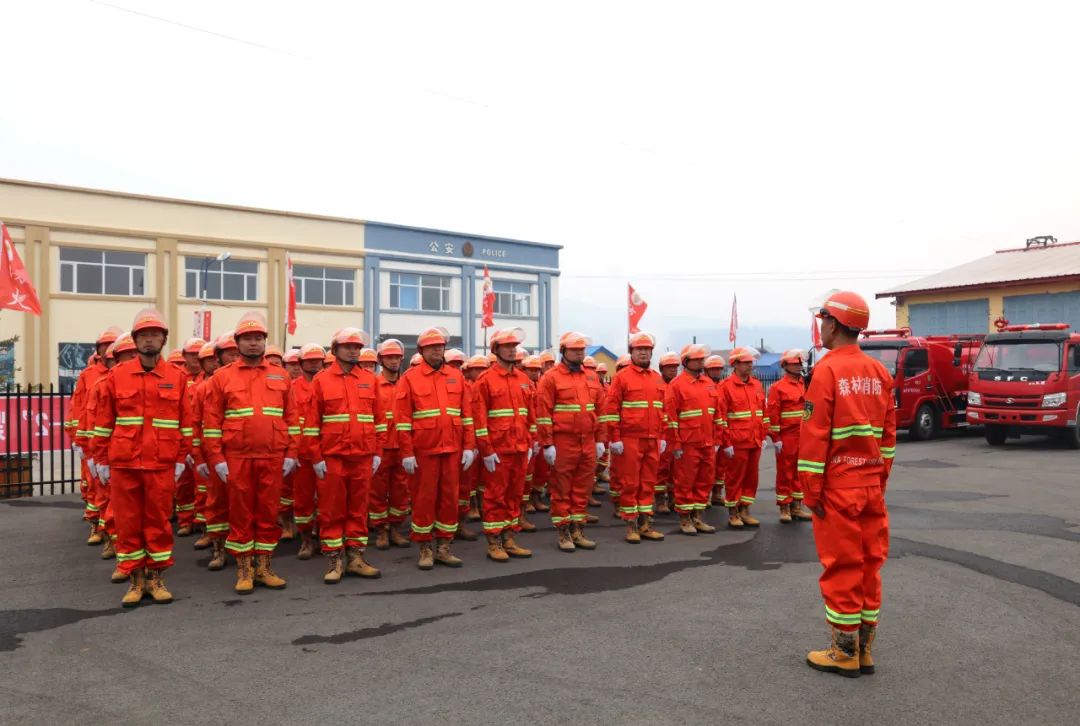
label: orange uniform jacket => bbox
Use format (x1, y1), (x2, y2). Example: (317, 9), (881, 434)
(70, 360), (109, 441)
(190, 376), (215, 467)
(394, 360), (476, 458)
(292, 375), (318, 460)
(797, 344), (897, 505)
(535, 362), (607, 447)
(717, 375), (767, 449)
(473, 365), (535, 457)
(83, 376), (114, 461)
(603, 364), (667, 441)
(376, 375), (401, 451)
(92, 357), (193, 470)
(664, 370), (722, 451)
(305, 361), (387, 461)
(765, 375), (805, 438)
(201, 360), (300, 466)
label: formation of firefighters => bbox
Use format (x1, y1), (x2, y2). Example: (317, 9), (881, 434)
(65, 290), (894, 677)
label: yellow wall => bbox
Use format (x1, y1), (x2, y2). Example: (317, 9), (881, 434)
(893, 279), (1080, 331)
(0, 179), (366, 385)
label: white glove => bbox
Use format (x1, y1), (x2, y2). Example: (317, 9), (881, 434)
(543, 446), (556, 466)
(372, 456), (381, 474)
(659, 439), (667, 454)
(313, 460), (328, 479)
(762, 439), (769, 450)
(714, 445), (720, 454)
(174, 462), (186, 482)
(674, 448), (683, 460)
(73, 444), (83, 459)
(186, 454), (195, 469)
(595, 443), (606, 459)
(773, 440), (783, 454)
(283, 457), (298, 477)
(483, 453), (500, 472)
(97, 464), (111, 486)
(214, 462), (229, 483)
(610, 441), (625, 456)
(527, 447), (534, 463)
(86, 458), (98, 479)
(196, 463), (210, 479)
(724, 446), (735, 459)
(402, 456), (418, 475)
(461, 449), (476, 470)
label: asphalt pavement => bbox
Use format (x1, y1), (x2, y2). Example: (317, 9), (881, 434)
(2, 433), (1079, 725)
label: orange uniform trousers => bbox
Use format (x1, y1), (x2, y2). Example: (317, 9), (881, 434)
(672, 444), (714, 513)
(292, 460), (318, 531)
(613, 437), (659, 520)
(481, 451), (527, 536)
(549, 433), (596, 528)
(317, 454), (374, 552)
(175, 466), (196, 529)
(202, 467), (229, 540)
(773, 432), (800, 505)
(111, 467), (175, 575)
(408, 452), (460, 542)
(225, 457), (283, 558)
(812, 486), (888, 631)
(724, 446), (762, 508)
(369, 449), (409, 526)
(460, 452), (480, 516)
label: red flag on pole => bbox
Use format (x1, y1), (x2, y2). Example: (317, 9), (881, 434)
(628, 283), (647, 334)
(481, 265), (495, 328)
(728, 294), (738, 344)
(811, 310), (822, 351)
(286, 254), (297, 335)
(0, 222), (42, 316)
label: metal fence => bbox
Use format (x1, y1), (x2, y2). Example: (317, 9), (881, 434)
(1, 384), (79, 498)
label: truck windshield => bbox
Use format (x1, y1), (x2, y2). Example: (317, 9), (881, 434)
(974, 342), (1062, 373)
(860, 346), (899, 375)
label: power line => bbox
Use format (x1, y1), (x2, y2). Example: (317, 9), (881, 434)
(563, 270), (935, 282)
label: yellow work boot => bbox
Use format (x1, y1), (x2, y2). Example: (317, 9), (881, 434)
(502, 532), (532, 558)
(859, 623), (877, 675)
(655, 495), (671, 515)
(100, 538), (116, 560)
(455, 518), (479, 541)
(278, 514), (295, 541)
(121, 569), (146, 608)
(193, 531), (213, 550)
(727, 507), (744, 528)
(531, 489), (550, 512)
(806, 627), (861, 678)
(557, 527), (576, 552)
(625, 521), (641, 544)
(679, 513), (698, 536)
(585, 513), (600, 524)
(208, 539), (227, 571)
(691, 511), (716, 534)
(738, 504), (760, 527)
(87, 525), (103, 546)
(234, 556), (254, 595)
(324, 551), (344, 584)
(487, 533), (510, 562)
(389, 526), (412, 548)
(345, 547), (381, 578)
(374, 524), (391, 550)
(711, 486), (725, 506)
(176, 525), (193, 537)
(467, 501), (482, 522)
(417, 543), (435, 570)
(143, 569), (174, 604)
(297, 530), (315, 560)
(254, 553), (287, 589)
(518, 509), (538, 532)
(779, 504), (793, 524)
(110, 565), (127, 584)
(639, 516), (665, 541)
(790, 501), (813, 521)
(570, 523), (596, 550)
(434, 539), (463, 567)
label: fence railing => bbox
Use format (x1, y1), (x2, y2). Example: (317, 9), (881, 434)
(1, 384), (78, 498)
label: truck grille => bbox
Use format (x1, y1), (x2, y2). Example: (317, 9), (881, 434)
(984, 395), (1042, 409)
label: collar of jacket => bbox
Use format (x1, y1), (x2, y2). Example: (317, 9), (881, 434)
(328, 359), (364, 378)
(731, 373), (758, 387)
(678, 369), (706, 383)
(127, 356), (170, 377)
(492, 363), (519, 378)
(829, 343), (860, 357)
(557, 362), (584, 375)
(237, 357), (269, 371)
(420, 360), (446, 376)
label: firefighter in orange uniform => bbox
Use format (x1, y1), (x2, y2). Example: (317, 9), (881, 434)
(539, 350), (555, 374)
(462, 354), (490, 523)
(284, 349), (302, 380)
(605, 354), (631, 518)
(265, 344), (285, 368)
(801, 291), (896, 678)
(664, 344), (721, 535)
(395, 327), (477, 570)
(192, 335), (239, 571)
(473, 328), (535, 562)
(93, 310), (192, 607)
(305, 328), (387, 583)
(443, 348), (480, 542)
(191, 342), (219, 546)
(358, 347), (378, 373)
(181, 337), (206, 378)
(717, 347), (768, 528)
(369, 339), (412, 550)
(604, 332), (667, 543)
(535, 332), (607, 552)
(69, 326), (122, 539)
(704, 355), (728, 507)
(292, 343), (325, 559)
(767, 348), (813, 523)
(167, 350), (185, 368)
(174, 337), (206, 537)
(202, 313), (299, 594)
(520, 355), (546, 525)
(82, 339), (125, 571)
(654, 352), (680, 514)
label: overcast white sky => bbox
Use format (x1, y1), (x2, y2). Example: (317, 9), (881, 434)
(4, 1), (1080, 352)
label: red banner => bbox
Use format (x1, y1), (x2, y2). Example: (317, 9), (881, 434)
(481, 265), (495, 328)
(628, 283), (647, 334)
(286, 254), (298, 335)
(729, 294), (738, 344)
(0, 397), (69, 453)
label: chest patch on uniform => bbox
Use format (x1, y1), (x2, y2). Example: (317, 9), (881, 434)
(803, 400), (815, 421)
(267, 374), (285, 381)
(447, 378), (459, 385)
(158, 383), (174, 389)
(358, 383), (371, 389)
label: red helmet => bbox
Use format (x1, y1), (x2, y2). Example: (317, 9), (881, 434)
(728, 346), (759, 364)
(490, 327), (526, 351)
(97, 326), (123, 345)
(628, 332), (657, 349)
(199, 342), (218, 360)
(417, 326), (449, 348)
(214, 334), (238, 352)
(377, 338), (405, 357)
(283, 350), (301, 364)
(103, 344), (117, 360)
(359, 348), (378, 364)
(539, 350), (555, 365)
(780, 348), (807, 366)
(616, 354), (631, 370)
(582, 356), (597, 369)
(465, 355), (490, 370)
(679, 344), (709, 361)
(233, 312), (268, 338)
(132, 308), (169, 335)
(659, 352), (680, 367)
(558, 331), (590, 350)
(597, 362), (609, 374)
(523, 355), (542, 370)
(113, 332), (136, 354)
(818, 291), (871, 331)
(514, 347), (527, 363)
(300, 343), (326, 361)
(325, 352), (336, 365)
(444, 348), (466, 365)
(332, 328), (370, 347)
(704, 354), (726, 370)
(265, 344), (284, 360)
(183, 337), (206, 354)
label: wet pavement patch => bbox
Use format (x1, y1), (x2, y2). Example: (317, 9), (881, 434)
(293, 611), (463, 646)
(0, 607), (129, 652)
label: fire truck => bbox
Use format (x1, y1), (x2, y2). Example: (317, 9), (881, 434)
(858, 328), (984, 440)
(966, 323), (1080, 448)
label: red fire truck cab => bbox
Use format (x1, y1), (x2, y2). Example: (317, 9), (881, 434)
(859, 328), (984, 440)
(966, 323), (1080, 448)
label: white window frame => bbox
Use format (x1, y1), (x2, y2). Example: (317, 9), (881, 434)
(293, 265), (356, 307)
(389, 271), (451, 312)
(493, 280), (532, 317)
(184, 256), (259, 302)
(58, 247), (147, 296)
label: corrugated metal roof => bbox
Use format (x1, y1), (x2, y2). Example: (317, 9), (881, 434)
(878, 241), (1080, 298)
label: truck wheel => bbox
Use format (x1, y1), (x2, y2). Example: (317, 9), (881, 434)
(910, 404), (937, 441)
(985, 425), (1008, 446)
